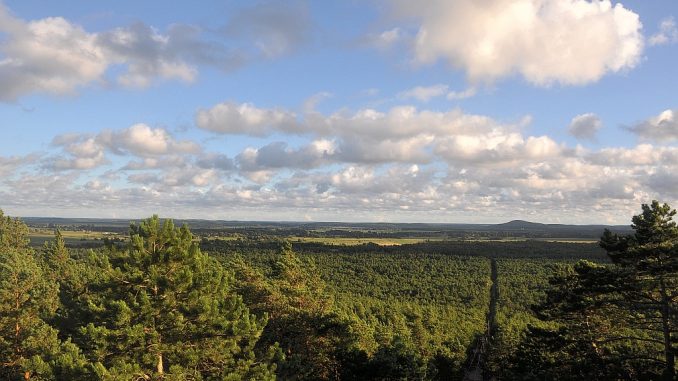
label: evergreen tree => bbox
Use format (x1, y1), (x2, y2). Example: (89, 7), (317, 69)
(0, 210), (30, 253)
(232, 242), (355, 380)
(41, 229), (69, 278)
(506, 201), (678, 380)
(600, 201), (678, 380)
(0, 210), (91, 380)
(80, 216), (276, 380)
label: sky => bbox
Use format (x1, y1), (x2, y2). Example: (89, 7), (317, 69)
(1, 0), (677, 224)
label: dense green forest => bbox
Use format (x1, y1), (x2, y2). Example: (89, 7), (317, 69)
(1, 201), (677, 380)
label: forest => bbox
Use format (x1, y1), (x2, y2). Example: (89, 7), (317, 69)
(1, 201), (677, 380)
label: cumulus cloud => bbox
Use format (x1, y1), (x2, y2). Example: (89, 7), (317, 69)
(586, 144), (678, 167)
(10, 100), (678, 223)
(96, 23), (221, 88)
(237, 140), (335, 171)
(0, 4), (109, 101)
(435, 131), (562, 166)
(48, 124), (200, 170)
(209, 103), (510, 140)
(199, 101), (532, 167)
(196, 153), (235, 171)
(568, 113), (602, 140)
(122, 156), (188, 171)
(196, 102), (299, 136)
(99, 124), (200, 157)
(0, 5), (214, 99)
(626, 109), (678, 142)
(334, 135), (433, 164)
(0, 2), (307, 101)
(649, 17), (678, 46)
(390, 0), (643, 86)
(6, 141), (677, 223)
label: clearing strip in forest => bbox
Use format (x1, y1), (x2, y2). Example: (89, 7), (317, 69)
(462, 258), (498, 381)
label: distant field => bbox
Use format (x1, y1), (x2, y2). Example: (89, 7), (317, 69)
(289, 236), (445, 246)
(287, 236), (599, 246)
(28, 228), (125, 247)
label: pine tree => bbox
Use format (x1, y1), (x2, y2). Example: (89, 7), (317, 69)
(80, 216), (276, 380)
(41, 229), (69, 278)
(233, 241), (355, 380)
(0, 210), (91, 380)
(600, 201), (678, 380)
(506, 201), (678, 380)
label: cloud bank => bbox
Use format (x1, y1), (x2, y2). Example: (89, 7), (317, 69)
(2, 100), (676, 223)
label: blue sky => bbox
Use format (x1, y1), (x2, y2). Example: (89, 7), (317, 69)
(1, 0), (677, 223)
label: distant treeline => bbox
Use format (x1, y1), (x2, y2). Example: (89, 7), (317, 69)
(202, 239), (609, 261)
(23, 217), (633, 240)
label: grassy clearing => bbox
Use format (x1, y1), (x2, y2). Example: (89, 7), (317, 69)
(28, 228), (125, 247)
(288, 236), (446, 246)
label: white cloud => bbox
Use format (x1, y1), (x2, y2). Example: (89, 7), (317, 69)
(391, 0), (643, 86)
(435, 130), (562, 165)
(197, 99), (526, 142)
(236, 140), (335, 171)
(122, 156), (188, 170)
(397, 84), (449, 102)
(0, 4), (108, 101)
(568, 113), (602, 140)
(586, 144), (671, 166)
(627, 109), (678, 142)
(196, 102), (299, 136)
(0, 6), (211, 100)
(10, 100), (678, 223)
(395, 85), (477, 102)
(0, 154), (38, 177)
(0, 2), (308, 101)
(48, 124), (201, 171)
(447, 87), (477, 100)
(99, 124), (200, 157)
(97, 23), (201, 87)
(334, 135), (433, 164)
(50, 151), (107, 171)
(47, 136), (108, 170)
(196, 153), (235, 171)
(649, 17), (678, 46)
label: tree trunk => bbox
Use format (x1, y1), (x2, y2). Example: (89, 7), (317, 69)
(157, 352), (164, 377)
(660, 279), (674, 381)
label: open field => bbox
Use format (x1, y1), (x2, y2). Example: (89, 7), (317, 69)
(28, 228), (125, 247)
(288, 236), (446, 246)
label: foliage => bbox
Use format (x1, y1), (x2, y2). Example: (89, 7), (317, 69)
(0, 210), (91, 380)
(4, 203), (669, 380)
(230, 241), (353, 380)
(502, 201), (678, 380)
(75, 216), (277, 380)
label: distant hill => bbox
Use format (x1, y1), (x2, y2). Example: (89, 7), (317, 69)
(495, 220), (549, 230)
(488, 219), (631, 238)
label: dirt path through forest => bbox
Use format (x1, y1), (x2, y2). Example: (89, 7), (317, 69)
(462, 258), (498, 381)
